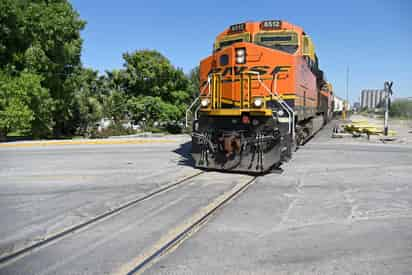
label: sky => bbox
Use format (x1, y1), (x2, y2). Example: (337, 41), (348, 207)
(70, 0), (412, 103)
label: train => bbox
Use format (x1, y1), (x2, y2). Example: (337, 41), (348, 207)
(186, 20), (334, 173)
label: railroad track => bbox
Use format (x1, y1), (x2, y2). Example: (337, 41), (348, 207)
(122, 175), (258, 275)
(0, 171), (205, 267)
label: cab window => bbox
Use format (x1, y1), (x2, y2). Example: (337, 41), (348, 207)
(254, 32), (299, 54)
(214, 33), (251, 52)
(219, 39), (243, 48)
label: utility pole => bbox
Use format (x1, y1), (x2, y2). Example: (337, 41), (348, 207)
(384, 81), (393, 136)
(343, 66), (349, 120)
(346, 66), (349, 105)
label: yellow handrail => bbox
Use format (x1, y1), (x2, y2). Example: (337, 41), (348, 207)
(218, 74), (222, 108)
(247, 73), (252, 107)
(240, 74), (244, 108)
(211, 73), (222, 109)
(210, 71), (270, 110)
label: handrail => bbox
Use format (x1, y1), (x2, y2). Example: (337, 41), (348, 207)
(272, 72), (295, 139)
(211, 73), (222, 109)
(188, 72), (296, 141)
(185, 96), (199, 128)
(240, 71), (254, 108)
(185, 76), (211, 128)
(245, 71), (295, 140)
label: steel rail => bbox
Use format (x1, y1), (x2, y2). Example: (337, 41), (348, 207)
(0, 171), (204, 266)
(126, 176), (258, 275)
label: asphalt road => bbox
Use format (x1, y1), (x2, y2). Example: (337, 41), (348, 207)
(0, 139), (196, 258)
(145, 125), (412, 275)
(0, 171), (253, 275)
(1, 122), (412, 274)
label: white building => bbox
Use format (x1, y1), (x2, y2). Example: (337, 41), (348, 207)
(333, 96), (345, 112)
(360, 89), (389, 109)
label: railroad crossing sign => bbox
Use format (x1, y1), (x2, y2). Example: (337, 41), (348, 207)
(384, 81), (393, 95)
(383, 81), (394, 136)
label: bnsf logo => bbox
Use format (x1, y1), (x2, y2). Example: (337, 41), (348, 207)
(207, 65), (290, 77)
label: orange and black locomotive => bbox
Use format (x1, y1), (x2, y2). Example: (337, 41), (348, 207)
(187, 20), (333, 173)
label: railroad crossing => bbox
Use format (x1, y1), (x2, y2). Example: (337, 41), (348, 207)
(1, 119), (411, 274)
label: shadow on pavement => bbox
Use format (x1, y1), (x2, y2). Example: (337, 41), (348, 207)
(173, 141), (195, 167)
(173, 140), (285, 176)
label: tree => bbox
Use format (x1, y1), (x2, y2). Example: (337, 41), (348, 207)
(188, 66), (200, 100)
(122, 50), (191, 100)
(120, 50), (192, 129)
(0, 0), (86, 136)
(127, 96), (180, 127)
(68, 68), (104, 135)
(75, 92), (103, 136)
(0, 70), (54, 139)
(103, 90), (127, 124)
(390, 99), (412, 119)
(1, 1), (199, 137)
(0, 0), (25, 69)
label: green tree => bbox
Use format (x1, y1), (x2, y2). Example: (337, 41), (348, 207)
(390, 99), (412, 119)
(75, 92), (103, 136)
(67, 68), (105, 135)
(0, 70), (54, 139)
(96, 70), (125, 96)
(103, 90), (127, 124)
(127, 96), (180, 127)
(120, 50), (192, 129)
(93, 70), (128, 124)
(188, 66), (200, 100)
(0, 0), (25, 69)
(0, 0), (86, 136)
(122, 50), (190, 100)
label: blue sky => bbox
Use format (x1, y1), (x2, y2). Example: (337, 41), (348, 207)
(70, 0), (411, 103)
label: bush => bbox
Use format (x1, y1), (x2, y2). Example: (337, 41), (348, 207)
(145, 123), (183, 134)
(390, 100), (412, 119)
(90, 123), (136, 138)
(164, 123), (183, 134)
(145, 126), (166, 134)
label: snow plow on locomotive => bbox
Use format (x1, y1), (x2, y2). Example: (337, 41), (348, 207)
(186, 20), (333, 173)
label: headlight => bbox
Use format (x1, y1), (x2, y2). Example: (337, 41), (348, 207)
(277, 109), (284, 116)
(200, 98), (210, 107)
(235, 48), (246, 64)
(236, 56), (245, 64)
(253, 97), (263, 108)
(236, 48), (245, 57)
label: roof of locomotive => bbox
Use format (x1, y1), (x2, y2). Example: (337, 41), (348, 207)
(215, 20), (305, 41)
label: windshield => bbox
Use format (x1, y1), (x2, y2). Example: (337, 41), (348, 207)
(219, 39), (243, 48)
(214, 33), (250, 52)
(254, 32), (299, 54)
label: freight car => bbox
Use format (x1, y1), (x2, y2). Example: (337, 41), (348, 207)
(187, 20), (333, 173)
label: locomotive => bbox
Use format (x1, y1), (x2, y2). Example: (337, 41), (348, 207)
(186, 20), (333, 173)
